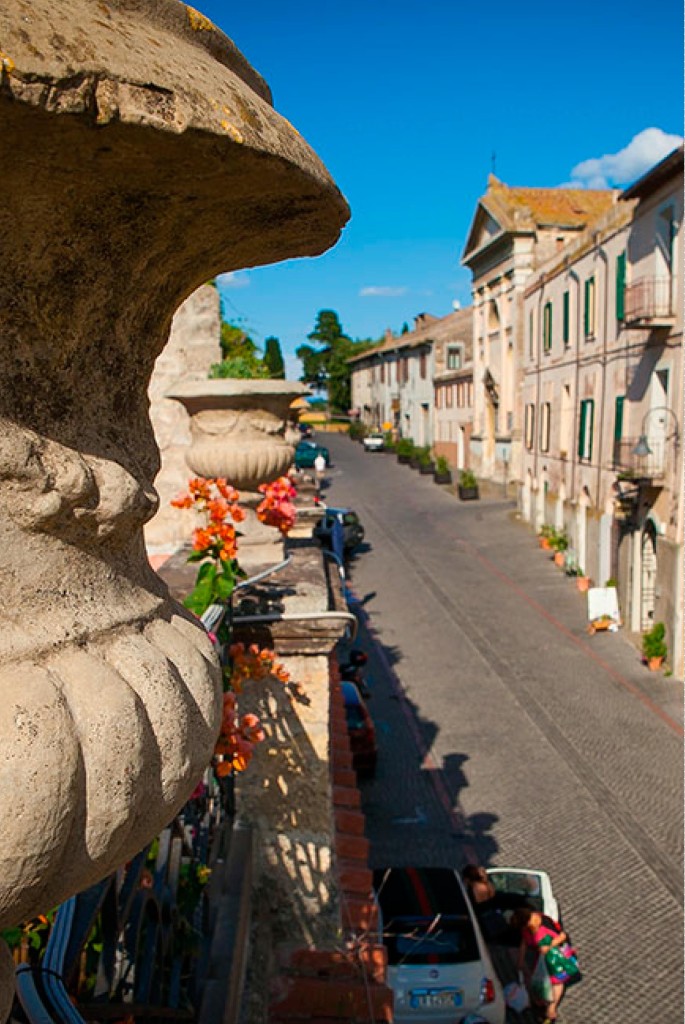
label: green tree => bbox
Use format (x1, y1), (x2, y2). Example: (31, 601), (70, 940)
(263, 336), (285, 378)
(297, 310), (376, 413)
(212, 318), (266, 378)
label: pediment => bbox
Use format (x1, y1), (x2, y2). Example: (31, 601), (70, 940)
(461, 203), (504, 263)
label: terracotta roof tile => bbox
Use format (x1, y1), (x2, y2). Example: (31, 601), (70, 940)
(486, 177), (618, 228)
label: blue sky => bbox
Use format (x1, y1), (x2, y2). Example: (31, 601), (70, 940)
(198, 0), (683, 376)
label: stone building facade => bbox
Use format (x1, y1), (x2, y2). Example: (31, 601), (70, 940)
(519, 146), (683, 675)
(432, 307), (474, 471)
(349, 309), (472, 449)
(461, 176), (619, 487)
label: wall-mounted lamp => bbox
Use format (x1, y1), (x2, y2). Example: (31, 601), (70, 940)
(631, 406), (680, 458)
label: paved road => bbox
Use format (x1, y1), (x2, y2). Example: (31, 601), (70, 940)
(321, 433), (683, 1024)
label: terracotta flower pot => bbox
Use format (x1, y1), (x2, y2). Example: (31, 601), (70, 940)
(554, 551), (566, 567)
(577, 576), (590, 592)
(541, 538), (552, 550)
(648, 656), (664, 671)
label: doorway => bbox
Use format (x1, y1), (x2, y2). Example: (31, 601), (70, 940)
(640, 520), (657, 630)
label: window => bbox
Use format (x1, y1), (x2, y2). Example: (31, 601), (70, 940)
(446, 386), (454, 407)
(420, 352), (427, 379)
(562, 290), (570, 345)
(380, 362), (385, 384)
(616, 252), (626, 321)
(525, 404), (535, 450)
(447, 346), (462, 370)
(436, 387), (442, 409)
(614, 395), (624, 441)
(578, 399), (595, 460)
(540, 402), (551, 452)
(584, 277), (596, 338)
(543, 302), (553, 352)
(528, 310), (534, 359)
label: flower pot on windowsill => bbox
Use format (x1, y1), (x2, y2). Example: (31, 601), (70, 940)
(458, 485), (480, 501)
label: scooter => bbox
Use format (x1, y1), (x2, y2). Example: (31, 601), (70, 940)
(339, 648), (372, 699)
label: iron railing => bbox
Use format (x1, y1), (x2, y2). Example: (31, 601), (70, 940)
(612, 436), (669, 479)
(11, 768), (250, 1024)
(623, 277), (674, 325)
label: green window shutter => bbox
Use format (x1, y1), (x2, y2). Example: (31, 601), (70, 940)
(614, 395), (624, 441)
(587, 399), (594, 459)
(563, 291), (570, 344)
(584, 280), (590, 335)
(578, 400), (587, 458)
(543, 302), (552, 351)
(616, 252), (626, 321)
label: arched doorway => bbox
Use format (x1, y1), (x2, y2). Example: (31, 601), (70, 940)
(640, 520), (657, 630)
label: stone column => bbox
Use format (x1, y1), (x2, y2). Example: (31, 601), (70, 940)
(145, 284), (223, 553)
(0, 0), (349, 1002)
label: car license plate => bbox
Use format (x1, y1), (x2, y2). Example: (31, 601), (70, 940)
(409, 988), (462, 1009)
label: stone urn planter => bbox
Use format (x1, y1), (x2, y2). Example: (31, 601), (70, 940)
(0, 0), (348, 987)
(168, 379), (309, 568)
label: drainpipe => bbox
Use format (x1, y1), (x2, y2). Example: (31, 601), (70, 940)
(595, 243), (609, 510)
(533, 281), (544, 484)
(568, 267), (582, 503)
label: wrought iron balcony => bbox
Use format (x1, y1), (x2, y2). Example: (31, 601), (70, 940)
(612, 436), (669, 479)
(623, 277), (675, 328)
(10, 770), (250, 1024)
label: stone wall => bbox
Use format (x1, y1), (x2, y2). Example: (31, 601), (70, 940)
(145, 284), (222, 552)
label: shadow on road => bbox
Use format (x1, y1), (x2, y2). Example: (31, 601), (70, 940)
(340, 583), (502, 873)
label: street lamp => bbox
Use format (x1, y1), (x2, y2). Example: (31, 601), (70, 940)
(631, 406), (680, 457)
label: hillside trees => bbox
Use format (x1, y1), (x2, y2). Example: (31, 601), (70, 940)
(296, 310), (376, 413)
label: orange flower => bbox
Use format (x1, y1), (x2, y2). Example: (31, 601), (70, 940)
(171, 492), (193, 509)
(192, 527), (213, 551)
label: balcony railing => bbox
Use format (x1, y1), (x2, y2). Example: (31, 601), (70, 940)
(623, 277), (675, 327)
(612, 436), (669, 479)
(11, 770), (251, 1024)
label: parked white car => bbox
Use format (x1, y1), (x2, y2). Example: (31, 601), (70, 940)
(485, 866), (559, 922)
(373, 867), (506, 1023)
(363, 431), (385, 451)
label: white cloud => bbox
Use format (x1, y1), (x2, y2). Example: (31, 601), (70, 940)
(359, 285), (407, 297)
(566, 128), (682, 189)
(216, 271), (250, 289)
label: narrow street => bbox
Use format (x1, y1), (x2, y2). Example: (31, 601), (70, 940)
(322, 432), (683, 1024)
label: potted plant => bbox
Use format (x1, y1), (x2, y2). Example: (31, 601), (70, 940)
(538, 524), (554, 550)
(642, 622), (667, 670)
(575, 568), (591, 592)
(551, 529), (569, 567)
(458, 469), (479, 501)
(396, 438), (414, 464)
(409, 444), (427, 470)
(418, 447), (435, 475)
(383, 431), (395, 453)
(434, 455), (452, 485)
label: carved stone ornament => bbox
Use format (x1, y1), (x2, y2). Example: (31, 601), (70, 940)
(167, 378), (310, 489)
(0, 0), (349, 978)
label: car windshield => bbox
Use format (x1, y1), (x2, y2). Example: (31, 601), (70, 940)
(488, 871), (544, 912)
(374, 867), (480, 966)
(384, 914), (479, 965)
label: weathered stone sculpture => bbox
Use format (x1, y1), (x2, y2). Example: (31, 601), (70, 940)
(0, 0), (349, 989)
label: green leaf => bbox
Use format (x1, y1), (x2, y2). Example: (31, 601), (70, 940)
(184, 562), (218, 616)
(187, 549), (211, 563)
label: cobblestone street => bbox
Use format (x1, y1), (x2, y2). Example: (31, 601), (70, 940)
(323, 433), (683, 1023)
